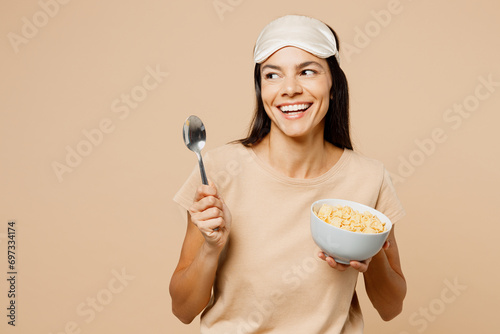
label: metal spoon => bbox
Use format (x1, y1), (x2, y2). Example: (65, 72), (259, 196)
(183, 116), (219, 231)
(183, 115), (208, 185)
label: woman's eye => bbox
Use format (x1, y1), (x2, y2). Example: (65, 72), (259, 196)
(265, 73), (279, 79)
(302, 69), (316, 76)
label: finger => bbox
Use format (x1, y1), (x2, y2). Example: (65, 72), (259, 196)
(382, 240), (391, 250)
(192, 206), (224, 224)
(198, 217), (225, 232)
(349, 261), (365, 272)
(190, 195), (223, 213)
(209, 180), (228, 203)
(350, 260), (370, 273)
(209, 179), (229, 207)
(193, 183), (218, 202)
(326, 256), (349, 271)
(318, 252), (347, 270)
(208, 179), (217, 192)
(331, 260), (350, 271)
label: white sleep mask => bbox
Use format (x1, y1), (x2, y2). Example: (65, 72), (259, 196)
(253, 15), (339, 64)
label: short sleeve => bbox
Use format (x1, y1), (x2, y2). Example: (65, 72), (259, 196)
(374, 168), (406, 224)
(173, 164), (202, 211)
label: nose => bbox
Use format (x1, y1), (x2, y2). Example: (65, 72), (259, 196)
(281, 75), (302, 97)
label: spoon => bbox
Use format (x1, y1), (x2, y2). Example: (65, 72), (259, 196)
(183, 116), (219, 231)
(183, 115), (208, 185)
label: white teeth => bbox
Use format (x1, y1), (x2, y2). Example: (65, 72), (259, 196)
(279, 103), (311, 113)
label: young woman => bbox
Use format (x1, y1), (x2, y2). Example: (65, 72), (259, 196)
(170, 15), (406, 333)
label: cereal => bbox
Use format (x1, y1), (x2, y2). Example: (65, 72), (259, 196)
(315, 204), (386, 233)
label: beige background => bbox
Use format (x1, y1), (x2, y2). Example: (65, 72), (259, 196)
(1, 0), (499, 333)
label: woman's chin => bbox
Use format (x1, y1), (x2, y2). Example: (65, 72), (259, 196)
(280, 129), (315, 141)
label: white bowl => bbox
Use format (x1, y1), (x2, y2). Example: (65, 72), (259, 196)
(310, 199), (392, 264)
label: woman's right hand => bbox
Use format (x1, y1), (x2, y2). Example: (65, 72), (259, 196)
(188, 180), (231, 251)
(170, 180), (231, 323)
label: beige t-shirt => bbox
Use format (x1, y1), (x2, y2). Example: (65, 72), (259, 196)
(174, 143), (405, 334)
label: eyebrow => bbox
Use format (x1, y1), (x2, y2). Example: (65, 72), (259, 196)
(261, 61), (325, 72)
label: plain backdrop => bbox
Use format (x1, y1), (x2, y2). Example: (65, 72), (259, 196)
(1, 0), (499, 333)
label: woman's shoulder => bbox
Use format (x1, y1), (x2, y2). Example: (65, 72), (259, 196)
(343, 148), (386, 174)
(204, 142), (252, 164)
(205, 142), (246, 155)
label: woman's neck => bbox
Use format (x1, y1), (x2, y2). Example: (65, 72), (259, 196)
(253, 128), (343, 179)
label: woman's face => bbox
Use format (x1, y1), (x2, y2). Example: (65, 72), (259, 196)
(260, 46), (332, 140)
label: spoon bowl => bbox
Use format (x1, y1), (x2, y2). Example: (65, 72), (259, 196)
(182, 115), (208, 185)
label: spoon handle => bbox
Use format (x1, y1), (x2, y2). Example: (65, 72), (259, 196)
(197, 153), (208, 185)
(197, 153), (219, 231)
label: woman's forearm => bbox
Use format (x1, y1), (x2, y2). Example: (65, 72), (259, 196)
(169, 242), (221, 324)
(363, 247), (407, 321)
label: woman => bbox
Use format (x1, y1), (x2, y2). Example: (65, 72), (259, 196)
(170, 15), (406, 333)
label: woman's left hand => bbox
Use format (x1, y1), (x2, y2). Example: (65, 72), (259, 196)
(318, 240), (390, 273)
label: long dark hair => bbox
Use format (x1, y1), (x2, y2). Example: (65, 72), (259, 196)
(238, 26), (352, 150)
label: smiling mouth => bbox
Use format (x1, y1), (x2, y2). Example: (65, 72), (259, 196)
(278, 103), (312, 115)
